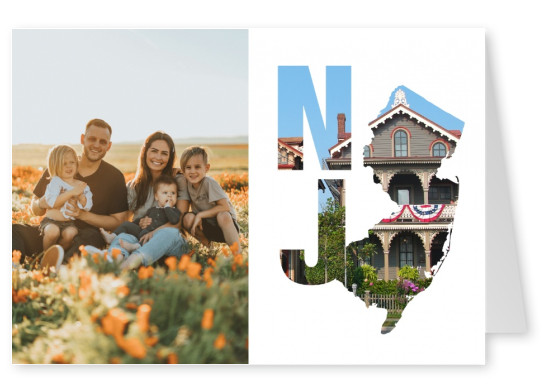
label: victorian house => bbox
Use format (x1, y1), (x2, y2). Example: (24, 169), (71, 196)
(278, 137), (303, 170)
(325, 88), (461, 281)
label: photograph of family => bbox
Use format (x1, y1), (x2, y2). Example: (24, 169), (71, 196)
(11, 29), (248, 364)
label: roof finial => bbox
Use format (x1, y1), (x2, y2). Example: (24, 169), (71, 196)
(392, 88), (409, 108)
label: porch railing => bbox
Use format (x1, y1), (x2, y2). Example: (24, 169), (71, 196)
(361, 291), (406, 313)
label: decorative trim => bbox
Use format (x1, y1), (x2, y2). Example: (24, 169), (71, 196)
(329, 138), (351, 157)
(278, 139), (303, 158)
(369, 104), (461, 143)
(392, 89), (409, 108)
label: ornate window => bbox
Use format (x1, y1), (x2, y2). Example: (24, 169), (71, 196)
(429, 186), (452, 203)
(399, 235), (414, 267)
(394, 130), (408, 157)
(432, 142), (447, 157)
(363, 145), (371, 158)
(278, 150), (288, 164)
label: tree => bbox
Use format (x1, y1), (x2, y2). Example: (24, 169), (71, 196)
(305, 198), (353, 286)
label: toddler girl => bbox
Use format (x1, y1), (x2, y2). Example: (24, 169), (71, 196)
(40, 145), (93, 251)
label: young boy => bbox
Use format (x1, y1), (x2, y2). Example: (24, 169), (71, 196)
(180, 146), (241, 253)
(101, 175), (181, 252)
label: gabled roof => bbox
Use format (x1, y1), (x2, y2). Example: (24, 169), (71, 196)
(369, 104), (460, 143)
(448, 130), (462, 138)
(328, 137), (351, 157)
(278, 138), (303, 157)
(278, 137), (303, 145)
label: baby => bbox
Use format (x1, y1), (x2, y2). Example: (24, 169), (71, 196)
(101, 175), (181, 252)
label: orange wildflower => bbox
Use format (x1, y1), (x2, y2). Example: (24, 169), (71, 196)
(29, 291), (39, 300)
(90, 313), (99, 323)
(69, 284), (76, 296)
(204, 267), (213, 288)
(109, 357), (122, 364)
(31, 270), (44, 283)
(186, 262), (202, 280)
(233, 254), (243, 266)
(178, 254), (190, 271)
(125, 302), (138, 310)
(201, 309), (214, 330)
(119, 337), (147, 359)
(145, 336), (159, 347)
(214, 333), (226, 350)
(79, 271), (92, 300)
(79, 245), (88, 257)
(12, 250), (21, 264)
(230, 241), (239, 256)
(167, 353), (178, 364)
(204, 276), (213, 288)
(101, 308), (128, 340)
(92, 253), (99, 263)
(221, 247), (229, 257)
(136, 304), (151, 333)
(51, 353), (69, 364)
(117, 285), (130, 297)
(13, 288), (30, 303)
(110, 248), (122, 259)
(55, 284), (64, 294)
(165, 256), (177, 271)
(138, 266), (154, 280)
(207, 257), (216, 267)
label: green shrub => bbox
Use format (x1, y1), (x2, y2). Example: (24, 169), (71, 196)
(368, 280), (398, 295)
(418, 277), (433, 289)
(398, 265), (419, 282)
(352, 265), (378, 296)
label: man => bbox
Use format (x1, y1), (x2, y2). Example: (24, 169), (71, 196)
(12, 119), (129, 269)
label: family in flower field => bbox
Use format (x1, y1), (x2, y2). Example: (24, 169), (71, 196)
(12, 118), (242, 273)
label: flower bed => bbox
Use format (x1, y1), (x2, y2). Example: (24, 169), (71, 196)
(12, 166), (249, 364)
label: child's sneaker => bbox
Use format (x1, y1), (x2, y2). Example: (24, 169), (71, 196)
(40, 245), (64, 275)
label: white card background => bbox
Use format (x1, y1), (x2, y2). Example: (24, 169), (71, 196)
(249, 28), (485, 364)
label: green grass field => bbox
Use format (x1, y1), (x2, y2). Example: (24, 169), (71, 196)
(12, 143), (248, 175)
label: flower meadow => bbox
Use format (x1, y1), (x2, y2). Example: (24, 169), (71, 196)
(12, 166), (249, 364)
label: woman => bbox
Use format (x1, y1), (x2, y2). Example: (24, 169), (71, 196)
(90, 131), (188, 269)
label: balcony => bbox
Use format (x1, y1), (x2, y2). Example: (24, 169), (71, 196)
(378, 203), (456, 224)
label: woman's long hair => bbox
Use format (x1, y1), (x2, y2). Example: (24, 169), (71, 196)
(130, 131), (176, 211)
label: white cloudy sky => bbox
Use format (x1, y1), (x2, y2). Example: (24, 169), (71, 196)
(12, 29), (248, 144)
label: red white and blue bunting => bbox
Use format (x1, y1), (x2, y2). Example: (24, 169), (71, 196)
(381, 204), (446, 223)
(381, 205), (407, 222)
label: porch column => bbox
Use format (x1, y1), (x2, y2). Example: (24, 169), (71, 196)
(290, 251), (295, 281)
(423, 171), (430, 204)
(423, 231), (432, 273)
(382, 171), (389, 193)
(383, 231), (390, 281)
(425, 251), (431, 274)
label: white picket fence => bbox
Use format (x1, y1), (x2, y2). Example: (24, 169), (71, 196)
(361, 291), (406, 313)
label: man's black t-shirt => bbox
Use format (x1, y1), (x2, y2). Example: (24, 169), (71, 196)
(34, 160), (128, 229)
